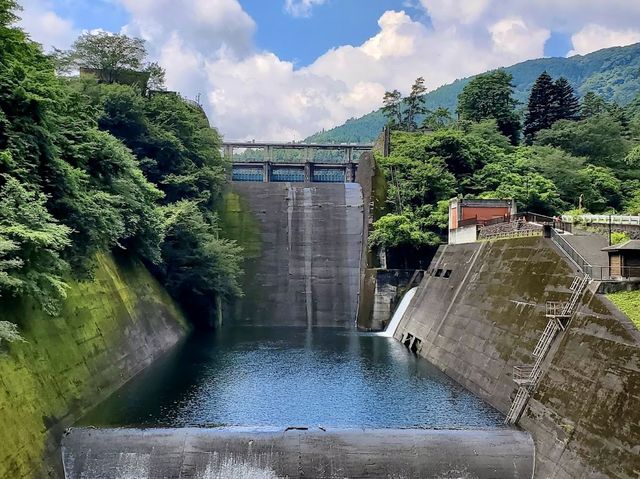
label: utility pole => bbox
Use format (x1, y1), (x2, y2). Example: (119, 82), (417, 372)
(609, 214), (612, 246)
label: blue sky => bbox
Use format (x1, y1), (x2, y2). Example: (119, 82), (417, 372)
(20, 0), (640, 140)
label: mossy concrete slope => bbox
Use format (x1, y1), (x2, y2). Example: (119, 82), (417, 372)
(395, 237), (640, 479)
(0, 253), (188, 479)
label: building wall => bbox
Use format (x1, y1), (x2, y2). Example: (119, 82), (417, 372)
(0, 253), (188, 479)
(461, 206), (511, 221)
(227, 182), (363, 327)
(394, 237), (640, 478)
(448, 224), (477, 244)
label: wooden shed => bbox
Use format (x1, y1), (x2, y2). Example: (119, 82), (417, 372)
(602, 240), (640, 279)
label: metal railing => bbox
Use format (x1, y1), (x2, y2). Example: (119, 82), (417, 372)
(546, 301), (569, 317)
(520, 212), (572, 233)
(550, 228), (593, 276)
(480, 229), (543, 241)
(591, 266), (640, 281)
(562, 214), (640, 226)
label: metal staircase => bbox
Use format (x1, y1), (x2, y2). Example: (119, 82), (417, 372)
(506, 274), (591, 425)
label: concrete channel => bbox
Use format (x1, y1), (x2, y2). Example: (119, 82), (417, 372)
(62, 427), (534, 479)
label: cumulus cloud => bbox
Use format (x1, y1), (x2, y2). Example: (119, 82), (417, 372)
(489, 17), (550, 58)
(569, 24), (640, 56)
(18, 0), (77, 50)
(284, 0), (327, 18)
(17, 0), (640, 141)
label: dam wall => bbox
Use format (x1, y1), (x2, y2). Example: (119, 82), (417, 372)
(395, 237), (640, 478)
(0, 253), (188, 478)
(224, 182), (363, 327)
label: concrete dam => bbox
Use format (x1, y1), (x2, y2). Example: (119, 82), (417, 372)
(4, 141), (638, 479)
(225, 182), (363, 327)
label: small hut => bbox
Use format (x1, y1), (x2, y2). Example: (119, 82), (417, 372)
(602, 240), (640, 279)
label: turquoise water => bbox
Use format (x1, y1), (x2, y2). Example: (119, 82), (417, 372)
(81, 326), (505, 429)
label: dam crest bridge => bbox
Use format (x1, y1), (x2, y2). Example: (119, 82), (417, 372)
(222, 141), (372, 183)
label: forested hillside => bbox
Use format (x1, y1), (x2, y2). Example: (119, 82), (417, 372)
(0, 0), (241, 341)
(306, 42), (640, 144)
(369, 69), (640, 265)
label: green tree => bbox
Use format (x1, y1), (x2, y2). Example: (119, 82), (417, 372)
(457, 70), (521, 144)
(161, 201), (243, 323)
(54, 32), (165, 89)
(581, 92), (608, 118)
(404, 77), (428, 131)
(535, 115), (629, 169)
(524, 72), (556, 143)
(422, 107), (453, 131)
(382, 89), (403, 129)
(0, 175), (72, 315)
(369, 213), (441, 250)
(576, 165), (623, 212)
(552, 77), (580, 122)
(0, 0), (19, 26)
(480, 171), (562, 214)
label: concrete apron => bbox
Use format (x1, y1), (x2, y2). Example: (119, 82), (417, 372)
(62, 427), (534, 479)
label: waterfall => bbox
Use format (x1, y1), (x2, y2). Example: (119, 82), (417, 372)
(377, 287), (418, 338)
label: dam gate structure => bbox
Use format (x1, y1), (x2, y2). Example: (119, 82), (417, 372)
(223, 141), (372, 184)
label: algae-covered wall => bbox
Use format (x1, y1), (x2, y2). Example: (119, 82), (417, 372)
(0, 253), (188, 479)
(395, 237), (640, 478)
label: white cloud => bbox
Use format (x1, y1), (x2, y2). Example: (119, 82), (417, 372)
(16, 0), (640, 141)
(569, 24), (640, 56)
(18, 0), (77, 50)
(284, 0), (327, 18)
(489, 17), (550, 58)
(119, 0), (255, 58)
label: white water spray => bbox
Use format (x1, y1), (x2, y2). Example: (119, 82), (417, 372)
(377, 287), (418, 338)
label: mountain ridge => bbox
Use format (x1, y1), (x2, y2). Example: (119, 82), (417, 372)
(305, 42), (640, 144)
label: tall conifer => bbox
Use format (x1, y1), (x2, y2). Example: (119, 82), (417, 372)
(553, 77), (580, 121)
(524, 71), (556, 143)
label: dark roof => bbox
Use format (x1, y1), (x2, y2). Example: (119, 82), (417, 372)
(601, 240), (640, 252)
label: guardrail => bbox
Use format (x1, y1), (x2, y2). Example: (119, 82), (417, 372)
(591, 266), (640, 280)
(480, 229), (543, 241)
(550, 228), (593, 277)
(561, 214), (640, 226)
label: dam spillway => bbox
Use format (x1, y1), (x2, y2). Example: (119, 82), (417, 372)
(225, 182), (363, 327)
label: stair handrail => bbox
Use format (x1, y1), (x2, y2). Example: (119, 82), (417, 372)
(550, 228), (593, 277)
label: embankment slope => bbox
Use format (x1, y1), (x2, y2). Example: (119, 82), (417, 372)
(396, 237), (640, 479)
(0, 253), (188, 478)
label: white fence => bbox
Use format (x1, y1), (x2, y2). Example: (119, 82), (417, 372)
(561, 214), (640, 226)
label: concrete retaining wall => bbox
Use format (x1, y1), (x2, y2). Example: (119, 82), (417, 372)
(62, 427), (535, 479)
(0, 253), (188, 478)
(227, 183), (363, 327)
(395, 237), (640, 478)
(358, 269), (419, 331)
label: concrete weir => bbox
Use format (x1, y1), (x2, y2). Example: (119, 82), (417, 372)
(62, 428), (534, 479)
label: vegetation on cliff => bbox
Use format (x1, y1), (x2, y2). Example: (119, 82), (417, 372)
(369, 71), (640, 255)
(0, 0), (241, 338)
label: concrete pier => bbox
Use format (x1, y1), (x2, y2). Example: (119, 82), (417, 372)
(62, 427), (535, 479)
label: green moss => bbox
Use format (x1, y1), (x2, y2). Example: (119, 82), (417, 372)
(0, 253), (187, 478)
(219, 190), (261, 259)
(606, 290), (640, 330)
